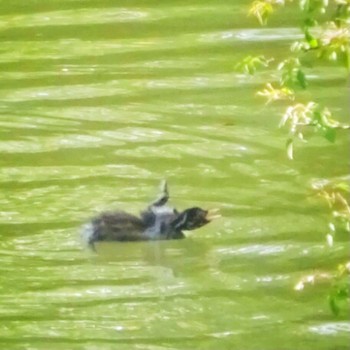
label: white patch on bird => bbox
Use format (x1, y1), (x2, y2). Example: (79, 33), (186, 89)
(174, 212), (188, 229)
(81, 223), (94, 244)
(152, 206), (173, 214)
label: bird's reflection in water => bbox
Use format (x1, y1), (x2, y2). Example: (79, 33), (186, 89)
(88, 237), (211, 283)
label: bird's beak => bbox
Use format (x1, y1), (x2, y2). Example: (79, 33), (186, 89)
(205, 208), (221, 221)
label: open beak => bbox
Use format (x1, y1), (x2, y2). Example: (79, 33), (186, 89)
(205, 208), (221, 221)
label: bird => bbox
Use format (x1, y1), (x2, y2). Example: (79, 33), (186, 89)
(82, 181), (220, 249)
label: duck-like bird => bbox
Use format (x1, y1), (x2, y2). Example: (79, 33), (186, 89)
(82, 181), (219, 248)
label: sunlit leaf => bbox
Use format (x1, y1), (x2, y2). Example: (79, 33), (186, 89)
(249, 0), (273, 25)
(278, 58), (308, 88)
(334, 0), (350, 6)
(300, 0), (310, 11)
(329, 51), (338, 60)
(312, 178), (350, 237)
(329, 222), (336, 232)
(258, 83), (295, 103)
(326, 233), (334, 246)
(334, 182), (350, 192)
(290, 41), (307, 52)
(294, 281), (305, 290)
(235, 55), (274, 75)
(286, 138), (294, 159)
(304, 28), (319, 48)
(301, 0), (329, 13)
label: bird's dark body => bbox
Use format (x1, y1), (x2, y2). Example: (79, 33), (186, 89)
(88, 209), (184, 243)
(82, 181), (218, 248)
(89, 211), (148, 242)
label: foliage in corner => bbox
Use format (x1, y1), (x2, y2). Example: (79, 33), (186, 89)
(238, 0), (350, 315)
(241, 0), (350, 159)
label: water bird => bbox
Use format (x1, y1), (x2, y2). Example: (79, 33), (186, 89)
(82, 181), (220, 249)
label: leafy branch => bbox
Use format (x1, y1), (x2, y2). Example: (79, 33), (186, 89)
(294, 261), (350, 316)
(239, 0), (350, 315)
(329, 262), (350, 316)
(238, 0), (350, 159)
(279, 102), (349, 159)
(312, 178), (350, 240)
(235, 55), (274, 74)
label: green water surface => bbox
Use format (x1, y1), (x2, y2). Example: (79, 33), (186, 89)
(0, 1), (349, 349)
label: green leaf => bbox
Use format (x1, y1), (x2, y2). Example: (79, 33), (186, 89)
(296, 69), (307, 88)
(249, 1), (274, 25)
(313, 110), (322, 124)
(345, 46), (350, 72)
(329, 295), (340, 316)
(323, 127), (337, 143)
(304, 28), (318, 48)
(309, 38), (319, 48)
(316, 123), (337, 142)
(304, 17), (317, 27)
(336, 287), (350, 299)
(334, 182), (350, 192)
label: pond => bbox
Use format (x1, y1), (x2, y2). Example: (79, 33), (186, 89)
(0, 1), (349, 349)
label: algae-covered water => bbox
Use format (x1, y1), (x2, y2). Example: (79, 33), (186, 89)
(0, 1), (349, 349)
